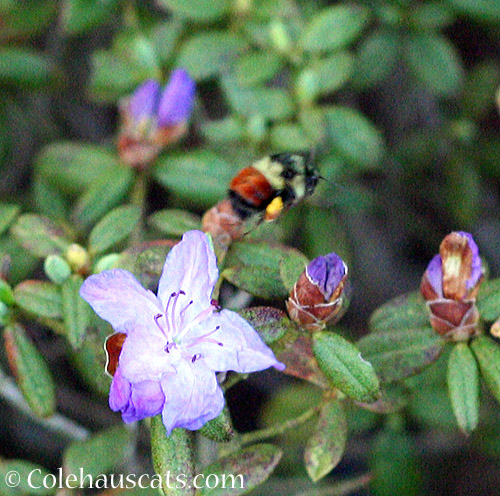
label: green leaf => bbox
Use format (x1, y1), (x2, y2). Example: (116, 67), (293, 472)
(35, 142), (120, 195)
(202, 117), (245, 144)
(63, 425), (132, 485)
(72, 165), (134, 230)
(222, 77), (294, 121)
(61, 0), (117, 34)
(477, 278), (500, 321)
(154, 151), (234, 209)
(89, 205), (141, 255)
(357, 327), (445, 383)
(0, 1), (57, 40)
(324, 106), (384, 169)
(409, 2), (454, 30)
(304, 397), (347, 482)
(4, 323), (56, 417)
(300, 5), (369, 52)
(313, 51), (354, 95)
(157, 0), (230, 21)
(151, 19), (184, 65)
(150, 418), (195, 496)
(355, 384), (409, 414)
(313, 332), (380, 403)
(447, 343), (479, 434)
(147, 209), (201, 237)
(177, 32), (246, 80)
(462, 61), (500, 120)
(369, 291), (430, 333)
(199, 406), (234, 442)
(33, 175), (69, 221)
(0, 459), (55, 496)
(279, 254), (307, 293)
(404, 33), (463, 97)
(447, 0), (500, 22)
(61, 275), (91, 349)
(0, 238), (38, 286)
(238, 307), (296, 344)
(0, 279), (14, 306)
(10, 214), (72, 258)
(197, 444), (282, 496)
(355, 30), (399, 88)
(0, 47), (56, 88)
(236, 52), (284, 86)
(270, 123), (313, 151)
(0, 204), (20, 236)
(223, 241), (309, 299)
(14, 281), (62, 319)
(471, 336), (500, 405)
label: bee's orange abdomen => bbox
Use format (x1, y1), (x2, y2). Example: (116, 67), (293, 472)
(230, 167), (274, 207)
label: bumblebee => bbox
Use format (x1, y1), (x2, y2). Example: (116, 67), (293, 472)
(228, 152), (319, 222)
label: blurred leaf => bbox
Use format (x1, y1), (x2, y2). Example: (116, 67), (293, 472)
(72, 165), (134, 230)
(158, 0), (230, 21)
(409, 2), (454, 30)
(148, 209), (201, 237)
(199, 406), (234, 442)
(279, 254), (307, 293)
(0, 238), (38, 285)
(357, 327), (445, 383)
(405, 33), (463, 97)
(477, 278), (500, 321)
(300, 5), (369, 52)
(355, 30), (399, 88)
(236, 52), (284, 86)
(447, 342), (479, 434)
(471, 336), (500, 405)
(33, 175), (69, 221)
(448, 0), (500, 22)
(0, 459), (55, 496)
(0, 204), (20, 236)
(177, 32), (246, 80)
(238, 307), (296, 344)
(313, 51), (354, 95)
(0, 48), (56, 88)
(89, 205), (141, 255)
(61, 275), (91, 349)
(270, 123), (313, 151)
(198, 444), (282, 495)
(151, 19), (184, 65)
(222, 77), (294, 121)
(11, 214), (72, 258)
(61, 0), (118, 35)
(324, 106), (384, 169)
(150, 419), (195, 496)
(462, 60), (500, 119)
(369, 291), (430, 333)
(370, 428), (422, 496)
(202, 117), (245, 144)
(4, 323), (56, 417)
(14, 281), (62, 319)
(0, 1), (57, 40)
(0, 279), (14, 306)
(63, 425), (132, 485)
(223, 241), (308, 299)
(313, 332), (380, 403)
(154, 151), (234, 208)
(36, 142), (121, 195)
(304, 397), (347, 482)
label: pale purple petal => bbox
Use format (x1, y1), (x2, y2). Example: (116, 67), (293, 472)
(160, 361), (224, 435)
(109, 367), (131, 412)
(157, 69), (195, 127)
(129, 79), (161, 121)
(306, 253), (346, 300)
(80, 269), (162, 334)
(157, 231), (218, 324)
(186, 310), (285, 373)
(456, 231), (482, 290)
(118, 325), (176, 383)
(129, 380), (165, 419)
(425, 254), (443, 297)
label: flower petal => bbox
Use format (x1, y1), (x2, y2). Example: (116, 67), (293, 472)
(160, 360), (224, 435)
(109, 367), (131, 412)
(425, 254), (443, 297)
(157, 231), (218, 322)
(80, 269), (162, 334)
(157, 69), (195, 127)
(186, 310), (285, 373)
(129, 79), (161, 122)
(456, 231), (482, 290)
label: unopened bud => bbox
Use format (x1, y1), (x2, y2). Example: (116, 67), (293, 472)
(94, 253), (120, 274)
(202, 199), (245, 251)
(44, 255), (71, 284)
(65, 244), (90, 275)
(286, 253), (349, 331)
(421, 231), (483, 340)
(270, 20), (291, 54)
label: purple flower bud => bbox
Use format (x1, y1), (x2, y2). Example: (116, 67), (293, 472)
(157, 69), (196, 127)
(287, 253), (349, 332)
(128, 79), (161, 123)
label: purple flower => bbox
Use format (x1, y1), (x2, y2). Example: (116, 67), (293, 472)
(306, 253), (346, 301)
(80, 231), (283, 434)
(129, 69), (195, 129)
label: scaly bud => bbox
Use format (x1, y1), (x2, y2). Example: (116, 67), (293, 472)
(44, 255), (71, 284)
(65, 244), (90, 275)
(287, 253), (349, 331)
(118, 69), (195, 169)
(421, 231), (483, 341)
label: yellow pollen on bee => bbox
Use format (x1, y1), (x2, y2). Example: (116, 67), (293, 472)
(265, 196), (284, 221)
